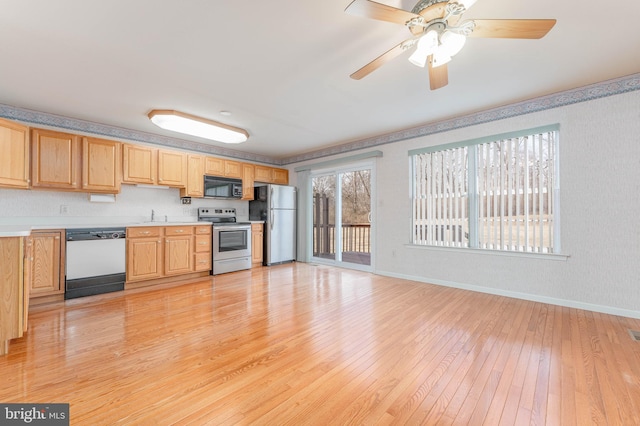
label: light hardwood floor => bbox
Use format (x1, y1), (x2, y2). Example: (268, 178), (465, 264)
(2, 263), (640, 425)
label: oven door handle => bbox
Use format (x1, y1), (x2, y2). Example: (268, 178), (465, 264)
(214, 225), (250, 231)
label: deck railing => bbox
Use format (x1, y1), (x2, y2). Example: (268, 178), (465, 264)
(313, 223), (371, 257)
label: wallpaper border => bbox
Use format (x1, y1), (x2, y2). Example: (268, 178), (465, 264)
(1, 72), (639, 166)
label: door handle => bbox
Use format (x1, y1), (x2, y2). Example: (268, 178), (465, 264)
(271, 211), (275, 231)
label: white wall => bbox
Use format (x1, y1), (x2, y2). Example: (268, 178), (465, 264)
(290, 90), (640, 318)
(0, 185), (250, 225)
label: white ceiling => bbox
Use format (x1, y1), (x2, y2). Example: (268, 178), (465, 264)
(1, 0), (639, 162)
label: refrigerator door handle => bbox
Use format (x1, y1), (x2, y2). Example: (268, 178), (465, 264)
(271, 211), (275, 231)
(270, 186), (274, 210)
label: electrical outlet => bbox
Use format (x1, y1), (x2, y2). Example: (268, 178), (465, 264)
(60, 205), (69, 215)
(183, 207), (191, 216)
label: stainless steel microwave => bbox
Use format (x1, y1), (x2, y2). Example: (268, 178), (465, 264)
(203, 176), (243, 199)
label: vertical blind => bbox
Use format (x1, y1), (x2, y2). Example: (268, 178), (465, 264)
(410, 125), (559, 253)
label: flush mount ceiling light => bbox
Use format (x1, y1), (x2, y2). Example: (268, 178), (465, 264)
(148, 109), (249, 144)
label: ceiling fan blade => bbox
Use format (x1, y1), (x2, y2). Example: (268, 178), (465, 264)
(350, 40), (412, 80)
(468, 19), (557, 39)
(418, 2), (447, 22)
(428, 56), (448, 90)
(344, 0), (419, 25)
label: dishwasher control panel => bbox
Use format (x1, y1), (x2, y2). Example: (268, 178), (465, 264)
(66, 227), (126, 241)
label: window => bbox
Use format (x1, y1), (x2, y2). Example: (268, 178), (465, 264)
(410, 125), (559, 253)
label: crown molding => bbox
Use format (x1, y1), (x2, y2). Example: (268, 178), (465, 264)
(2, 72), (639, 167)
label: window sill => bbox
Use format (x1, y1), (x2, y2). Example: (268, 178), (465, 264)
(404, 244), (570, 261)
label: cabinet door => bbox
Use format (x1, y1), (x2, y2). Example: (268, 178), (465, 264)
(254, 165), (273, 183)
(158, 149), (186, 187)
(30, 231), (64, 297)
(0, 118), (30, 189)
(0, 237), (25, 355)
(82, 137), (121, 193)
(127, 237), (163, 282)
(165, 235), (193, 275)
(242, 163), (254, 200)
(31, 128), (80, 189)
(272, 168), (289, 185)
(122, 144), (157, 184)
(205, 157), (224, 176)
(251, 223), (263, 266)
(181, 154), (204, 197)
(224, 160), (242, 178)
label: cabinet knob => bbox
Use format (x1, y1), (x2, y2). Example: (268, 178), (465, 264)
(142, 231), (150, 235)
(175, 229), (184, 233)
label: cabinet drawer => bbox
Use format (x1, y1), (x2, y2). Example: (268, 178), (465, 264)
(195, 225), (211, 235)
(127, 227), (161, 238)
(251, 223), (263, 232)
(194, 252), (211, 271)
(194, 235), (211, 252)
(165, 226), (193, 236)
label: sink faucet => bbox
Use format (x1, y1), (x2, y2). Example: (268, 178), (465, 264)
(151, 209), (156, 222)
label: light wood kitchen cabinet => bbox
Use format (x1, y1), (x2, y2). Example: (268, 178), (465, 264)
(29, 230), (65, 299)
(82, 137), (121, 193)
(164, 226), (193, 275)
(224, 160), (242, 178)
(272, 168), (289, 184)
(127, 225), (211, 283)
(180, 154), (205, 198)
(0, 237), (27, 356)
(0, 118), (30, 189)
(158, 149), (187, 187)
(254, 165), (289, 185)
(123, 145), (186, 188)
(122, 144), (157, 184)
(251, 223), (263, 266)
(205, 156), (225, 176)
(31, 128), (81, 190)
(242, 163), (254, 200)
(194, 226), (212, 272)
(126, 227), (163, 282)
(204, 156), (243, 179)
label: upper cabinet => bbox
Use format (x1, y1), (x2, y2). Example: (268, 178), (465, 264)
(0, 118), (30, 189)
(82, 137), (121, 193)
(242, 163), (254, 200)
(122, 144), (157, 185)
(157, 149), (187, 187)
(255, 165), (289, 185)
(204, 157), (224, 176)
(31, 128), (80, 190)
(122, 144), (186, 188)
(205, 156), (242, 179)
(180, 154), (205, 198)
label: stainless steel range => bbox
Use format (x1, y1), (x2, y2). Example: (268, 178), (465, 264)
(198, 208), (252, 275)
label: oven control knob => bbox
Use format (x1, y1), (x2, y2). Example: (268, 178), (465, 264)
(111, 233), (121, 239)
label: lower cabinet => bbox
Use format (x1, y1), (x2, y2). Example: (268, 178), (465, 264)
(126, 227), (163, 282)
(126, 225), (211, 283)
(251, 223), (263, 267)
(0, 237), (27, 356)
(29, 230), (65, 299)
(194, 226), (212, 271)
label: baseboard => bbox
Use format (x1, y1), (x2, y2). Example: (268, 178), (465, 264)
(375, 269), (640, 320)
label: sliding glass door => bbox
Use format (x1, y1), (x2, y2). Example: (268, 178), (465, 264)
(311, 163), (373, 271)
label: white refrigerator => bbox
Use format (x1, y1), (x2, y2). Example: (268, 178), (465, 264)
(249, 184), (297, 265)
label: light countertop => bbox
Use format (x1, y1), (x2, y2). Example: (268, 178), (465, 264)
(0, 221), (212, 237)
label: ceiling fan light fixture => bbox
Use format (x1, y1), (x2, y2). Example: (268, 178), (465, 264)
(439, 31), (467, 57)
(148, 109), (249, 144)
(408, 30), (438, 68)
(431, 51), (452, 68)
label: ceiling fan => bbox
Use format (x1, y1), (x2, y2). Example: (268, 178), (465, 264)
(345, 0), (556, 90)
